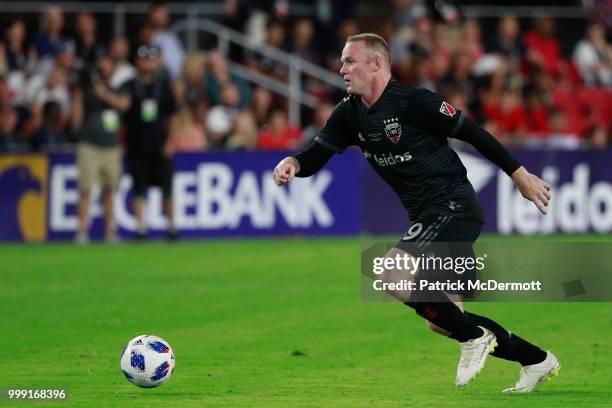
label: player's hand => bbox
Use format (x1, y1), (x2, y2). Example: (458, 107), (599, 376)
(511, 166), (551, 215)
(273, 157), (299, 186)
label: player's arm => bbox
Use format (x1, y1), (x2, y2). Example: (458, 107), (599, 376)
(453, 119), (551, 215)
(273, 101), (352, 186)
(272, 141), (335, 186)
(408, 88), (551, 215)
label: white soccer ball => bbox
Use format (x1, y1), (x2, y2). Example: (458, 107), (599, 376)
(120, 335), (175, 388)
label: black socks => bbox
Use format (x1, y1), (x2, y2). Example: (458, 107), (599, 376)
(452, 312), (547, 366)
(405, 290), (483, 342)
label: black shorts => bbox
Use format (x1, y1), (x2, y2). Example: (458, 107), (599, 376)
(126, 153), (173, 199)
(394, 214), (483, 298)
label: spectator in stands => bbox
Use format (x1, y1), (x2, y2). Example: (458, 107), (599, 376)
(250, 19), (289, 80)
(206, 81), (241, 149)
(220, 0), (249, 61)
(573, 23), (612, 86)
(31, 6), (68, 64)
(257, 108), (301, 150)
(483, 87), (528, 142)
(326, 18), (360, 71)
(205, 49), (251, 107)
(168, 107), (207, 153)
(430, 22), (451, 81)
(72, 52), (129, 244)
(54, 39), (80, 86)
(445, 85), (473, 120)
(0, 44), (7, 74)
(30, 101), (69, 151)
(585, 126), (610, 149)
(26, 65), (71, 127)
(289, 18), (320, 64)
(403, 42), (437, 90)
(488, 15), (524, 71)
(74, 11), (102, 72)
(4, 20), (29, 72)
(439, 50), (477, 104)
(0, 104), (22, 152)
(169, 53), (208, 154)
(108, 36), (136, 88)
(524, 88), (551, 136)
(121, 44), (178, 240)
(148, 2), (185, 80)
(301, 101), (333, 147)
(251, 85), (274, 128)
(523, 16), (562, 78)
(0, 77), (24, 152)
(226, 109), (258, 150)
(459, 18), (484, 64)
(175, 52), (207, 116)
(389, 0), (427, 29)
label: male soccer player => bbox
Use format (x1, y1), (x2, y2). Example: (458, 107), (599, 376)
(272, 33), (560, 392)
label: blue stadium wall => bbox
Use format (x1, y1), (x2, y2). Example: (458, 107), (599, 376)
(1, 149), (611, 242)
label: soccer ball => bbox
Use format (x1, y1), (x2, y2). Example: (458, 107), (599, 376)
(120, 335), (175, 388)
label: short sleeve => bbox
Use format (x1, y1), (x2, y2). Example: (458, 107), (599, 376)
(407, 88), (466, 139)
(314, 100), (355, 153)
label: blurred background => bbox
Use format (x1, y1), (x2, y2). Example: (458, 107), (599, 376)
(0, 0), (611, 242)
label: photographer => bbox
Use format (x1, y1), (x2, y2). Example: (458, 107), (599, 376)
(72, 51), (129, 244)
(120, 44), (177, 240)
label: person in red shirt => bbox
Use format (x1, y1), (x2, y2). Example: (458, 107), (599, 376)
(257, 108), (302, 150)
(523, 17), (562, 77)
(483, 88), (528, 140)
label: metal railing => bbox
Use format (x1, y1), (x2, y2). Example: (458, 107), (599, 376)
(171, 18), (345, 125)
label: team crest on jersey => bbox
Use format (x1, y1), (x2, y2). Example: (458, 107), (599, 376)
(383, 117), (402, 143)
(439, 101), (456, 117)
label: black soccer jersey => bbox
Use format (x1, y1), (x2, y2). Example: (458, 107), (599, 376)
(315, 80), (484, 223)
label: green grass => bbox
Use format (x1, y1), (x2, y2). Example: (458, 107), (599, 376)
(1, 237), (611, 407)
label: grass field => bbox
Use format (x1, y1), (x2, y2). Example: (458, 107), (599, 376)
(2, 237), (611, 407)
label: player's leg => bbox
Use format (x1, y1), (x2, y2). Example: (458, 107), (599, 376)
(75, 144), (95, 244)
(424, 294), (463, 335)
(460, 311), (559, 393)
(395, 216), (497, 387)
(101, 146), (121, 242)
(381, 247), (483, 342)
(127, 154), (148, 239)
(420, 237), (559, 392)
(425, 230), (550, 368)
(159, 155), (176, 239)
(426, 300), (548, 366)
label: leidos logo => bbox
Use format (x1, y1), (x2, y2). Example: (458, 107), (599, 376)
(364, 151), (413, 167)
(0, 155), (48, 242)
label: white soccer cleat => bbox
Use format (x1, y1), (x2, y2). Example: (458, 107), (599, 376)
(503, 351), (560, 393)
(455, 326), (497, 388)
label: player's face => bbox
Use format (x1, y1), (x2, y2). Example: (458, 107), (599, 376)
(339, 41), (373, 95)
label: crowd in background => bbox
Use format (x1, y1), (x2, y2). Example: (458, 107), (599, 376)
(0, 0), (611, 154)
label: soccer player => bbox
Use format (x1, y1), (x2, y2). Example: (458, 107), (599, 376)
(273, 33), (560, 392)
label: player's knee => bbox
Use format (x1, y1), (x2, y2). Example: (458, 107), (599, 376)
(380, 269), (411, 303)
(426, 320), (450, 335)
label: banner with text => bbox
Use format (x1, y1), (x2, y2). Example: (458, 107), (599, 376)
(1, 149), (611, 242)
(0, 151), (362, 242)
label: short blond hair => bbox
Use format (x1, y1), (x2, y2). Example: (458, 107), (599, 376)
(346, 33), (390, 67)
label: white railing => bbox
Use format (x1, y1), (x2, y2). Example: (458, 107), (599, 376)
(171, 18), (345, 125)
